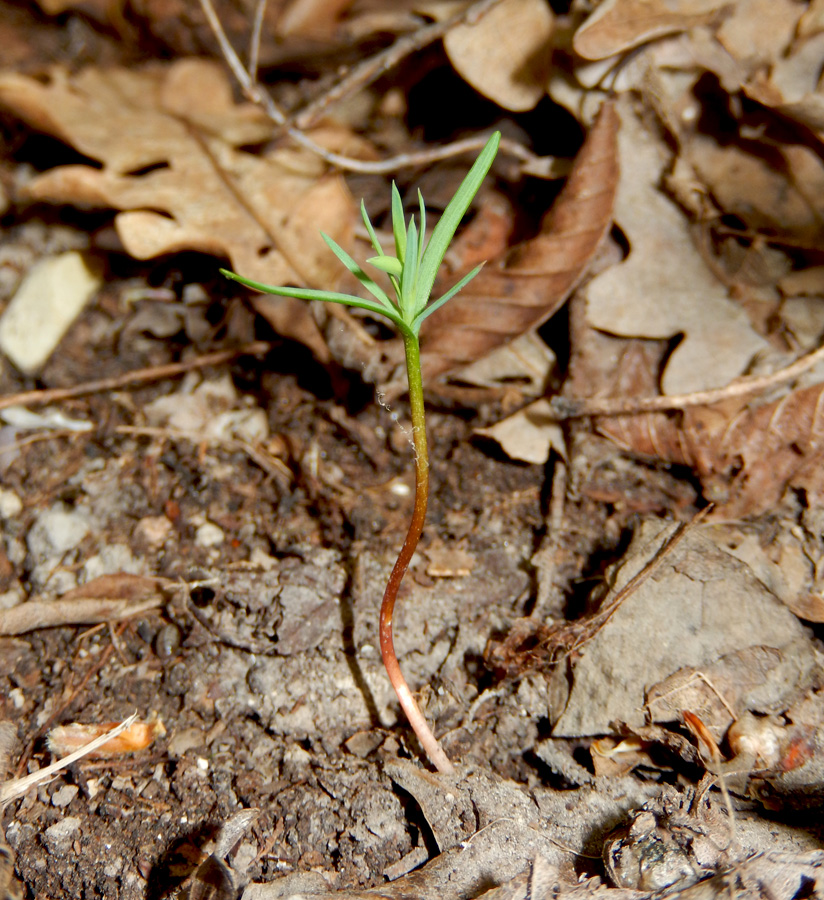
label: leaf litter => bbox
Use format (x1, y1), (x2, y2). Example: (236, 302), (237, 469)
(4, 0), (824, 898)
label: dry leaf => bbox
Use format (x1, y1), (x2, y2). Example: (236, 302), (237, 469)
(443, 0), (554, 112)
(598, 379), (824, 518)
(47, 719), (166, 758)
(277, 0), (354, 39)
(475, 398), (565, 465)
(0, 573), (173, 636)
(585, 97), (768, 394)
(572, 0), (727, 62)
(419, 101), (619, 380)
(714, 0), (800, 69)
(0, 59), (358, 361)
(547, 521), (813, 738)
(684, 136), (824, 247)
(452, 332), (555, 397)
(743, 31), (824, 134)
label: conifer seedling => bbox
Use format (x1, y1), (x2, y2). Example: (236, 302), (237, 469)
(221, 132), (501, 773)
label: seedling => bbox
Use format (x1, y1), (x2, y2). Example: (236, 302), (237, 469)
(221, 132), (501, 773)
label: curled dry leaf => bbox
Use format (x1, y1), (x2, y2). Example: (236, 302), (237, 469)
(0, 573), (174, 636)
(46, 719), (166, 758)
(0, 59), (358, 361)
(419, 101), (619, 381)
(572, 0), (728, 61)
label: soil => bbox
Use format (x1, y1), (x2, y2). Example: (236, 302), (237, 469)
(0, 236), (562, 897)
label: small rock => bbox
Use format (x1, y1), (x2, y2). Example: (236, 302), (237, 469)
(27, 504), (91, 557)
(135, 515), (173, 546)
(43, 816), (81, 854)
(0, 489), (22, 519)
(0, 251), (101, 373)
(195, 522), (224, 548)
(0, 588), (23, 610)
(83, 543), (144, 580)
(51, 785), (79, 808)
(167, 726), (206, 757)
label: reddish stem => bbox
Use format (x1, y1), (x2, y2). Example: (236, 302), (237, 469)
(379, 331), (454, 774)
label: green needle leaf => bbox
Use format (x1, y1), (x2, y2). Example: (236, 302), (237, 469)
(319, 234), (395, 310)
(412, 264), (484, 332)
(367, 256), (403, 279)
(417, 131), (500, 310)
(219, 268), (404, 328)
(401, 218), (419, 317)
(361, 201), (384, 258)
(391, 183), (407, 264)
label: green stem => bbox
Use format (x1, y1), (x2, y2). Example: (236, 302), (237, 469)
(379, 329), (454, 774)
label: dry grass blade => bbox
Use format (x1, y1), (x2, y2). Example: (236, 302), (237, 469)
(420, 101), (619, 380)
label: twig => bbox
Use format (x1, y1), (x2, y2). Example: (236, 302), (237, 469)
(248, 0), (268, 85)
(550, 342), (824, 419)
(198, 0), (548, 174)
(293, 0), (503, 130)
(0, 342), (269, 413)
(566, 506), (713, 655)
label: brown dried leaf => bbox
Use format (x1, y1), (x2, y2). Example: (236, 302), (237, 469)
(572, 0), (728, 61)
(419, 101), (619, 381)
(0, 60), (358, 361)
(585, 98), (769, 395)
(47, 719), (166, 758)
(0, 573), (174, 636)
(598, 380), (824, 518)
(443, 0), (554, 112)
(684, 135), (824, 247)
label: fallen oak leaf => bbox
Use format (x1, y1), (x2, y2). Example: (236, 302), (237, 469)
(443, 0), (555, 112)
(419, 101), (619, 381)
(0, 59), (359, 362)
(572, 0), (730, 62)
(585, 96), (769, 395)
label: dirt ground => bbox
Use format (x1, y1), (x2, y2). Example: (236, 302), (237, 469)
(4, 3), (824, 900)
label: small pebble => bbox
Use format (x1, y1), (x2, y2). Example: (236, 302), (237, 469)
(0, 488), (22, 519)
(27, 504), (91, 557)
(43, 817), (81, 854)
(195, 522), (224, 548)
(135, 515), (173, 546)
(51, 785), (79, 808)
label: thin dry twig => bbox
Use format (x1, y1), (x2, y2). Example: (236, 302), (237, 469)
(248, 0), (268, 85)
(488, 507), (713, 678)
(0, 342), (269, 413)
(293, 0), (504, 130)
(551, 342), (824, 419)
(198, 0), (550, 175)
